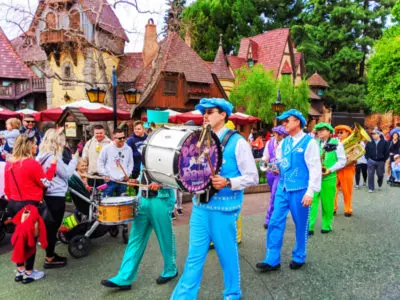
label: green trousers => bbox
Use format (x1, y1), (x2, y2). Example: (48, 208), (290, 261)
(309, 178), (336, 231)
(108, 192), (177, 286)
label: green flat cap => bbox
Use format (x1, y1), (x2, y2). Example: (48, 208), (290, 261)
(314, 122), (334, 133)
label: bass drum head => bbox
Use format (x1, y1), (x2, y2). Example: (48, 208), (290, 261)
(175, 129), (222, 193)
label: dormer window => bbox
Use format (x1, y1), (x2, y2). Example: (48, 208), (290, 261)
(46, 12), (56, 29)
(70, 10), (80, 30)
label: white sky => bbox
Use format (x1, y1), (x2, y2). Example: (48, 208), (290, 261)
(0, 0), (194, 52)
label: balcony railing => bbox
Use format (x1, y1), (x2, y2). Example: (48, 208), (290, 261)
(40, 29), (76, 45)
(0, 78), (45, 100)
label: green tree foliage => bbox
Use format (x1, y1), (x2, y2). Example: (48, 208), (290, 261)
(366, 2), (400, 113)
(292, 0), (395, 112)
(230, 64), (310, 123)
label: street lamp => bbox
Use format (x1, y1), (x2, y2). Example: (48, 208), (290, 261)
(85, 66), (140, 128)
(272, 89), (286, 116)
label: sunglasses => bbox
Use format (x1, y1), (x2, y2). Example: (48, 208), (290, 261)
(115, 136), (126, 140)
(25, 120), (36, 124)
(337, 131), (344, 134)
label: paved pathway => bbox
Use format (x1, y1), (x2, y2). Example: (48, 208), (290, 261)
(0, 184), (399, 299)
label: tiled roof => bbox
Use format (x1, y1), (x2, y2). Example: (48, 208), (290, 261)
(0, 27), (37, 79)
(80, 0), (128, 41)
(280, 60), (292, 74)
(11, 35), (47, 62)
(307, 72), (329, 87)
(212, 46), (234, 80)
(226, 55), (246, 71)
(237, 28), (290, 77)
(161, 32), (214, 84)
(294, 52), (302, 69)
(117, 52), (143, 82)
(309, 105), (322, 116)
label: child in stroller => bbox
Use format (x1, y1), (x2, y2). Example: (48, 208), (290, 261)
(389, 154), (400, 186)
(59, 159), (130, 258)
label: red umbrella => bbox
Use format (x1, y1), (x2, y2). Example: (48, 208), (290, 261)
(229, 112), (260, 125)
(37, 100), (130, 122)
(175, 110), (204, 125)
(0, 107), (21, 120)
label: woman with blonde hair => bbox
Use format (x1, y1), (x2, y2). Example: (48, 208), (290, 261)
(37, 128), (78, 268)
(4, 134), (57, 283)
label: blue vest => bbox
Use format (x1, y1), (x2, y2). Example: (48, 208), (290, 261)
(279, 134), (312, 191)
(194, 128), (244, 212)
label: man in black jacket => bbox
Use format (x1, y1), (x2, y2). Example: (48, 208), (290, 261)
(365, 128), (389, 192)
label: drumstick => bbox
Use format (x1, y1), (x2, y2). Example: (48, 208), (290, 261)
(203, 148), (215, 177)
(116, 160), (129, 179)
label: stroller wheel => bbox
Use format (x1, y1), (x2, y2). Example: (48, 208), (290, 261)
(68, 235), (91, 258)
(57, 231), (69, 244)
(109, 226), (119, 237)
(122, 225), (129, 244)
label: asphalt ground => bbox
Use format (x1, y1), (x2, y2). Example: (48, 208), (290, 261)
(0, 183), (399, 300)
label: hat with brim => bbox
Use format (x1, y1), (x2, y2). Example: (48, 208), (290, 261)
(272, 125), (287, 136)
(195, 98), (233, 117)
(334, 125), (352, 134)
(276, 109), (306, 128)
(314, 122), (334, 133)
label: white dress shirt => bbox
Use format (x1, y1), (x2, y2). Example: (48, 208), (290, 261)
(217, 127), (259, 191)
(276, 130), (321, 197)
(319, 138), (347, 172)
(262, 138), (283, 162)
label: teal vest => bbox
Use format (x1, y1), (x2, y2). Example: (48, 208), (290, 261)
(279, 134), (312, 191)
(320, 138), (338, 181)
(194, 128), (244, 212)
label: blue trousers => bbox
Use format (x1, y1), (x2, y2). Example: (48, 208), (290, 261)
(263, 186), (310, 266)
(171, 206), (241, 300)
(103, 181), (127, 197)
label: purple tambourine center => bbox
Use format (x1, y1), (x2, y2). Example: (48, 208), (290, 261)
(178, 132), (219, 192)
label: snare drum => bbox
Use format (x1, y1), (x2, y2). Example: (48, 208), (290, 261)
(98, 196), (138, 225)
(142, 126), (222, 193)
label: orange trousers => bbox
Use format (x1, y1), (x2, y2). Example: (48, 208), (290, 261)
(335, 165), (355, 214)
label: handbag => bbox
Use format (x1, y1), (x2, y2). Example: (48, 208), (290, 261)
(10, 166), (54, 223)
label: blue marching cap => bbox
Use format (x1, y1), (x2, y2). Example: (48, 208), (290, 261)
(195, 98), (233, 117)
(276, 109), (307, 128)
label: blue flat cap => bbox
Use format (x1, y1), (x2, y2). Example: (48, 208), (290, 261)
(195, 98), (233, 117)
(276, 109), (307, 128)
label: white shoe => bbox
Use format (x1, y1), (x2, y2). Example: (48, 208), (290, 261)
(355, 185), (359, 189)
(368, 189), (374, 193)
(22, 270), (45, 284)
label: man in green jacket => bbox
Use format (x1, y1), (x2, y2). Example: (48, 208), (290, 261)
(309, 123), (346, 235)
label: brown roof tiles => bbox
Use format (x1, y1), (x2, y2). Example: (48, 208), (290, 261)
(212, 46), (234, 80)
(0, 27), (37, 79)
(307, 72), (329, 87)
(280, 60), (292, 74)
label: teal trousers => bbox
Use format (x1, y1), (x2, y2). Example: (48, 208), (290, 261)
(108, 192), (177, 286)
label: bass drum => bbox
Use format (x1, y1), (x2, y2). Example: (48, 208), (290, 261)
(142, 126), (222, 193)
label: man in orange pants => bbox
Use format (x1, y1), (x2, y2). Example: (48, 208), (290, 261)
(334, 125), (355, 217)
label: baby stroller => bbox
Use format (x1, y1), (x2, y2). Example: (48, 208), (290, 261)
(59, 174), (138, 258)
(0, 197), (14, 243)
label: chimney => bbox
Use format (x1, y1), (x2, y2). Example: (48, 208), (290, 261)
(185, 31), (191, 48)
(143, 19), (160, 67)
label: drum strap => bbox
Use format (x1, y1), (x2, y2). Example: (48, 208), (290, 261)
(199, 129), (240, 203)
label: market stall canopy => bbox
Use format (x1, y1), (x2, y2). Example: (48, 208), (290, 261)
(37, 100), (131, 122)
(16, 108), (40, 121)
(141, 109), (182, 123)
(0, 106), (20, 120)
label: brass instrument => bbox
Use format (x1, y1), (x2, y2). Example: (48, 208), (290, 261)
(341, 123), (371, 166)
(320, 140), (338, 176)
(259, 161), (279, 172)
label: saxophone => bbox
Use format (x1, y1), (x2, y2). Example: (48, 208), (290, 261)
(320, 138), (338, 176)
(341, 123), (371, 166)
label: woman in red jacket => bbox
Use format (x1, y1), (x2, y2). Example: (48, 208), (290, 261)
(4, 134), (57, 284)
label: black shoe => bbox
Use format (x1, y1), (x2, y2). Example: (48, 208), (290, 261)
(333, 211), (337, 216)
(255, 262), (280, 272)
(321, 229), (331, 234)
(44, 254), (67, 269)
(156, 272), (178, 284)
(344, 213), (352, 217)
(171, 212), (176, 220)
(209, 243), (215, 250)
(308, 230), (314, 236)
(101, 280), (131, 290)
(263, 224), (268, 230)
(289, 261), (304, 270)
(15, 269), (24, 282)
(176, 209), (183, 216)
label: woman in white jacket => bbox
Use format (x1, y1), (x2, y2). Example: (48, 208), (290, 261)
(37, 129), (78, 269)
